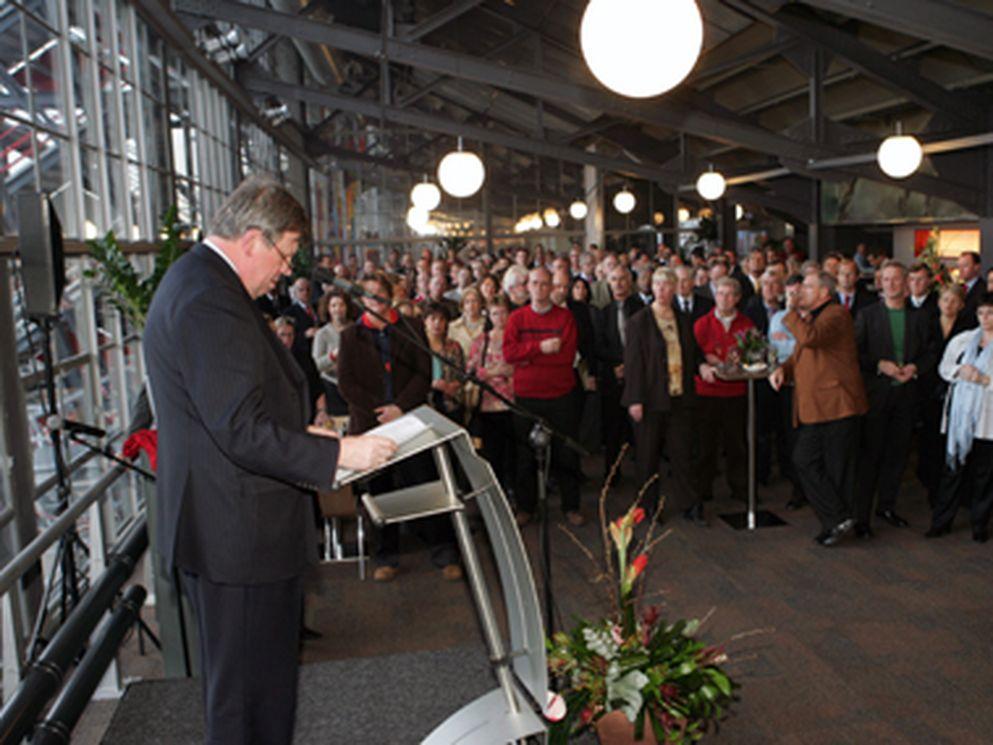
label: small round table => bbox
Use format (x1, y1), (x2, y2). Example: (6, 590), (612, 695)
(715, 364), (788, 531)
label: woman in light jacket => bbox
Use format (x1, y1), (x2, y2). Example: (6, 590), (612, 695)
(927, 291), (993, 542)
(312, 290), (352, 416)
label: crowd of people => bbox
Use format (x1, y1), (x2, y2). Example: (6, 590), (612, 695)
(260, 238), (993, 570)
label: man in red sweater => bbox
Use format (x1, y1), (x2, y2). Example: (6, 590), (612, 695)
(504, 267), (583, 527)
(693, 277), (754, 518)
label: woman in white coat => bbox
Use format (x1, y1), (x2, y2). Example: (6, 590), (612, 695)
(927, 291), (993, 542)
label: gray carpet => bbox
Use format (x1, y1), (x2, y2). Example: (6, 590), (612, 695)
(102, 646), (513, 744)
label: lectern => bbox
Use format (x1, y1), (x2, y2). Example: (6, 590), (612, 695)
(333, 406), (548, 744)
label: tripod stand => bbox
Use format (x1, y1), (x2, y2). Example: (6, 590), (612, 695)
(26, 316), (88, 663)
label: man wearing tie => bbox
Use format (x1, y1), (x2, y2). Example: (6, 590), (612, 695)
(284, 276), (318, 355)
(144, 176), (396, 744)
(959, 251), (985, 326)
(674, 265), (714, 322)
(836, 259), (871, 316)
(594, 266), (644, 479)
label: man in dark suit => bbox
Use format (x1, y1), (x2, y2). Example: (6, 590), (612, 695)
(594, 265), (644, 478)
(770, 271), (869, 546)
(284, 276), (319, 355)
(853, 261), (936, 534)
(959, 251), (985, 326)
(144, 176), (395, 745)
(907, 262), (938, 318)
(673, 265), (714, 322)
(836, 259), (873, 317)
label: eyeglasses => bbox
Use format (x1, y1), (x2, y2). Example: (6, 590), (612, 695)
(259, 232), (296, 272)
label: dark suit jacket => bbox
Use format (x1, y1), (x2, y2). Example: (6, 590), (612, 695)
(908, 292), (938, 319)
(284, 300), (317, 355)
(963, 279), (985, 328)
(621, 306), (698, 413)
(783, 302), (869, 425)
(144, 243), (339, 585)
(733, 267), (757, 304)
(920, 311), (971, 401)
(672, 293), (713, 324)
(568, 298), (597, 377)
(593, 295), (645, 387)
(337, 316), (432, 435)
(854, 300), (936, 405)
(836, 287), (875, 317)
(743, 295), (781, 335)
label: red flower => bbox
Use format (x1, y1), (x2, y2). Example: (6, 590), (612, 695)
(642, 604), (661, 627)
(630, 554), (648, 579)
(580, 707), (594, 726)
(122, 429), (158, 471)
(631, 507), (646, 525)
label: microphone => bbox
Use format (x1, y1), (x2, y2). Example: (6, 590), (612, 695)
(52, 418), (108, 438)
(312, 269), (390, 305)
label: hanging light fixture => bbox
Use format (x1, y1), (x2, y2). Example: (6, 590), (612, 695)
(437, 137), (485, 198)
(877, 123), (923, 179)
(677, 207), (690, 223)
(653, 211), (665, 226)
(569, 199), (588, 220)
(406, 205), (430, 232)
(529, 213), (544, 231)
(543, 207), (561, 228)
(696, 166), (726, 201)
(613, 187), (636, 214)
(410, 178), (441, 211)
(580, 0), (703, 98)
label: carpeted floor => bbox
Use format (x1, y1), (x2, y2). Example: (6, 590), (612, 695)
(93, 452), (993, 744)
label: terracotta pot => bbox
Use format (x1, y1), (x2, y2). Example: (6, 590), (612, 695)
(595, 710), (658, 745)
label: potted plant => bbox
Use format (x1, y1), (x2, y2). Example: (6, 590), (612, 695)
(734, 328), (773, 371)
(547, 482), (737, 744)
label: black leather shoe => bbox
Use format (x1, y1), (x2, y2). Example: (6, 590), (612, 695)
(973, 528), (989, 544)
(815, 518), (855, 547)
(785, 497), (807, 511)
(875, 510), (909, 528)
(925, 524), (951, 538)
(682, 503), (708, 527)
(854, 522), (874, 539)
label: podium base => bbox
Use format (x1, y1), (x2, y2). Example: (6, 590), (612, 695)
(720, 509), (788, 530)
(421, 687), (546, 744)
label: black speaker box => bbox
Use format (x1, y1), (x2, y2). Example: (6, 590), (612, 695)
(17, 192), (65, 320)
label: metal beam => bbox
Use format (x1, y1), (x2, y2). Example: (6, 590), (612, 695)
(798, 0), (993, 63)
(192, 1), (833, 161)
(244, 73), (683, 184)
(401, 0), (485, 42)
(721, 0), (984, 125)
(129, 0), (316, 168)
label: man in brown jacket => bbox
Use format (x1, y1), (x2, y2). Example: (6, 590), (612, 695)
(771, 271), (869, 546)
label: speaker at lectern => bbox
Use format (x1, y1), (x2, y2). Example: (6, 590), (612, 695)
(335, 406), (549, 744)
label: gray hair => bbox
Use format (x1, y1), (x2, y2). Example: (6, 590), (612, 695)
(812, 271), (836, 294)
(502, 265), (529, 293)
(208, 174), (308, 242)
(715, 276), (742, 297)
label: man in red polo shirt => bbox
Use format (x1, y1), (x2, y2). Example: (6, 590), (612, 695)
(693, 277), (754, 518)
(504, 267), (583, 527)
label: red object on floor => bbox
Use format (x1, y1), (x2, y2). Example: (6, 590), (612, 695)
(122, 429), (158, 471)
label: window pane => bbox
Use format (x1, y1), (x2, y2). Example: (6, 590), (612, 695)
(36, 133), (77, 236)
(141, 94), (168, 168)
(24, 12), (69, 134)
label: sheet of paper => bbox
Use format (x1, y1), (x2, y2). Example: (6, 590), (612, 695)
(332, 414), (432, 484)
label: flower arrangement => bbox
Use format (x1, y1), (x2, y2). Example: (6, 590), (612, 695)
(547, 477), (737, 743)
(734, 327), (773, 367)
(919, 227), (953, 287)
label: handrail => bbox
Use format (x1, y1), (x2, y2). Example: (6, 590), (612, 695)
(32, 433), (123, 501)
(0, 465), (126, 600)
(0, 519), (148, 744)
(32, 585), (148, 745)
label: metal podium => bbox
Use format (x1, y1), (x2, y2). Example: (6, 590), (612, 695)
(333, 406), (548, 744)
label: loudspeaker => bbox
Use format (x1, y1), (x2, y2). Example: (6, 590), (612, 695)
(17, 192), (65, 320)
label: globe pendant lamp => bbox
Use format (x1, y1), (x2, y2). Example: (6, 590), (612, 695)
(543, 207), (561, 228)
(580, 0), (703, 98)
(569, 199), (588, 220)
(877, 123), (923, 179)
(696, 166), (726, 201)
(410, 178), (441, 211)
(613, 188), (636, 215)
(437, 137), (485, 198)
(406, 205), (430, 232)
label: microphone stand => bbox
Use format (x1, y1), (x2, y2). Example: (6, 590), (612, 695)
(319, 270), (585, 636)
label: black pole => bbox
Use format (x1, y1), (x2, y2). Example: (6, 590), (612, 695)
(0, 521), (147, 744)
(529, 423), (555, 636)
(31, 585), (147, 745)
